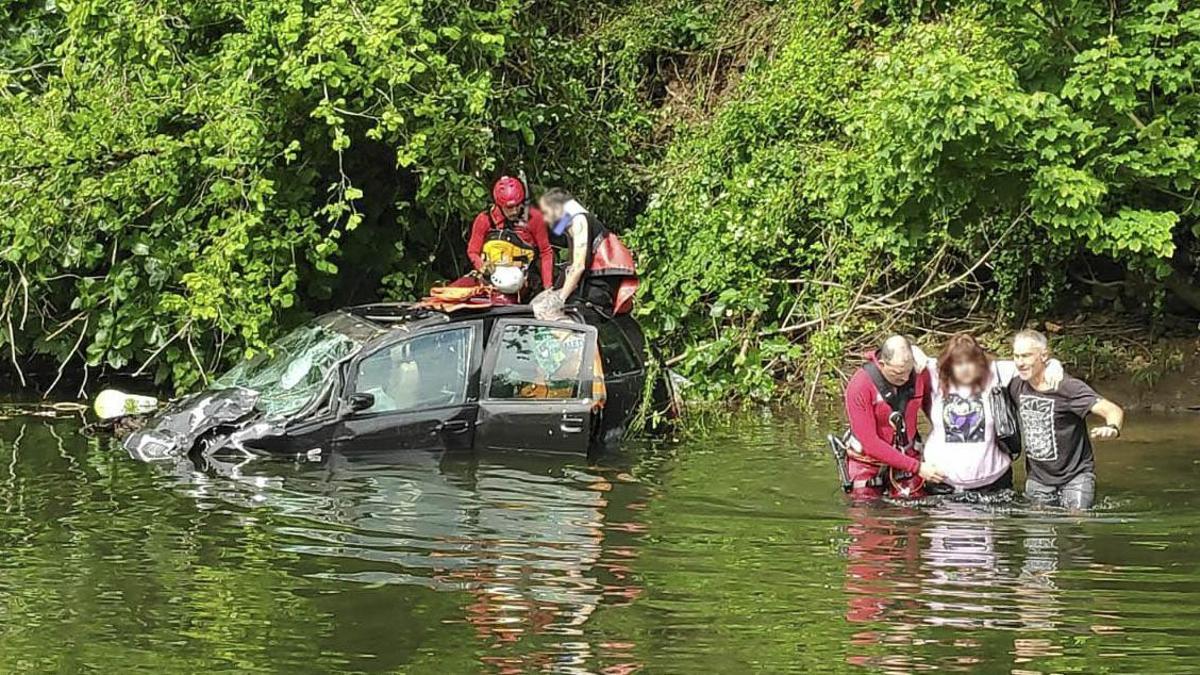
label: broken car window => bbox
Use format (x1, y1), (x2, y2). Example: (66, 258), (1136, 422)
(597, 320), (641, 376)
(215, 323), (362, 418)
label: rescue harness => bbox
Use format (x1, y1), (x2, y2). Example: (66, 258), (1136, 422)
(828, 362), (925, 496)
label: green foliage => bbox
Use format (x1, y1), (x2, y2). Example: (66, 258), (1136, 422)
(1048, 331), (1186, 389)
(2, 0), (1199, 402)
(630, 0), (1200, 401)
(628, 0), (854, 399)
(0, 0), (653, 391)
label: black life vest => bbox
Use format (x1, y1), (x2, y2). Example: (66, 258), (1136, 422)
(863, 361), (916, 443)
(555, 211), (637, 279)
(554, 210), (639, 314)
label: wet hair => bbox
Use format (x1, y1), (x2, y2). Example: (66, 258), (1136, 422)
(937, 332), (991, 394)
(878, 335), (912, 366)
(539, 188), (573, 210)
(1013, 329), (1049, 350)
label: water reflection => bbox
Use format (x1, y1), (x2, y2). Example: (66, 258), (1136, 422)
(162, 449), (647, 673)
(0, 410), (1198, 672)
(839, 496), (1153, 671)
(923, 508), (1005, 629)
(843, 505), (922, 626)
(1015, 520), (1065, 633)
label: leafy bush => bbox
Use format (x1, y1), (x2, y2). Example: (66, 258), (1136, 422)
(630, 0), (1200, 400)
(0, 0), (650, 391)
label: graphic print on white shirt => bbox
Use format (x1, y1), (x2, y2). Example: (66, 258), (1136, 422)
(943, 393), (985, 443)
(1018, 395), (1057, 461)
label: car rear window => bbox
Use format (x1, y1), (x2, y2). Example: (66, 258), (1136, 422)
(597, 321), (641, 376)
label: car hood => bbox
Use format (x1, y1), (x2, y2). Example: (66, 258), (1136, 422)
(124, 387), (262, 462)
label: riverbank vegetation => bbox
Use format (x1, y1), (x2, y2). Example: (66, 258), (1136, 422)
(2, 0), (1198, 401)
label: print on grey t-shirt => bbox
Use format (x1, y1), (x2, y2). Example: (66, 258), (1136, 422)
(1019, 395), (1057, 462)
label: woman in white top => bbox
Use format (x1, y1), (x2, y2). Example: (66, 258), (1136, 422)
(915, 333), (1061, 492)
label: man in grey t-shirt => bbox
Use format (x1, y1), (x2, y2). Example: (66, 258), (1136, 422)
(1008, 329), (1125, 509)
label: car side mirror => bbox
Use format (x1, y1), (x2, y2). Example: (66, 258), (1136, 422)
(347, 392), (375, 414)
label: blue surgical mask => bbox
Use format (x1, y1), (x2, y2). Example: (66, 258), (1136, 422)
(552, 213), (572, 236)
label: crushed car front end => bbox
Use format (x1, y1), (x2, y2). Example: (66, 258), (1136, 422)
(123, 311), (382, 461)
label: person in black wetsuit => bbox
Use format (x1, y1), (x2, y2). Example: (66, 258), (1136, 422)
(537, 188), (638, 314)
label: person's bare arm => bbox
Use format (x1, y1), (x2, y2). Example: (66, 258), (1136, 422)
(911, 344), (932, 371)
(1089, 398), (1125, 440)
(558, 217), (588, 300)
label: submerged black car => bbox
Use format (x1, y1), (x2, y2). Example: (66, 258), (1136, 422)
(125, 303), (676, 462)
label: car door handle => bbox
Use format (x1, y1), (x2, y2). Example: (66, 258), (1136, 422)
(437, 420), (471, 434)
(560, 414), (586, 433)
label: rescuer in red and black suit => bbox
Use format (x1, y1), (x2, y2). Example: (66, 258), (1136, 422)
(459, 176), (555, 293)
(842, 335), (946, 500)
(536, 188), (639, 316)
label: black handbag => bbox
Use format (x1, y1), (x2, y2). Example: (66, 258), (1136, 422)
(989, 383), (1022, 458)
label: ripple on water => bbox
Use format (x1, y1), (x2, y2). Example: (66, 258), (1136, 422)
(1, 412), (1199, 672)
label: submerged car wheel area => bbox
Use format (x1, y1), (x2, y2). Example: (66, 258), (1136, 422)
(125, 304), (676, 462)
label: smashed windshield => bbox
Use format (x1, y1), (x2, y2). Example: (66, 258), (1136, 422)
(214, 321), (362, 418)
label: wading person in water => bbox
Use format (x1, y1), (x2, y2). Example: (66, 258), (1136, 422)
(912, 333), (1062, 494)
(1010, 329), (1124, 510)
(843, 335), (944, 500)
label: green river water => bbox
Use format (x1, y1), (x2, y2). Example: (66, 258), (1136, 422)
(0, 407), (1197, 673)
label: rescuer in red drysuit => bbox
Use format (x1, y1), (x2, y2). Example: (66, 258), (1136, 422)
(536, 188), (639, 316)
(843, 335), (946, 500)
(456, 176), (554, 293)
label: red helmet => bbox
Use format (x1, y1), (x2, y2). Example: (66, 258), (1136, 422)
(492, 176), (525, 208)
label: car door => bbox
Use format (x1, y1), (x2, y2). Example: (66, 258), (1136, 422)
(333, 324), (479, 452)
(594, 317), (646, 443)
(475, 318), (599, 453)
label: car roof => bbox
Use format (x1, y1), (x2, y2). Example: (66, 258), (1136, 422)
(344, 302), (587, 330)
(334, 303), (645, 360)
(334, 303), (592, 357)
